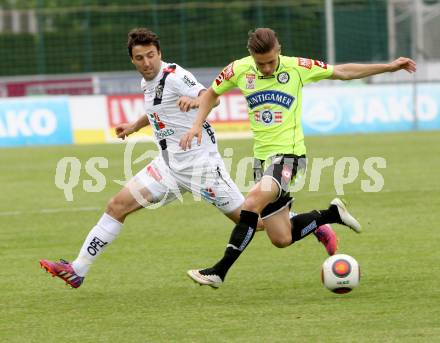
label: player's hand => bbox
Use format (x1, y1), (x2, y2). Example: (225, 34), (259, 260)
(177, 96), (198, 112)
(115, 123), (135, 140)
(179, 124), (202, 151)
(388, 57), (417, 73)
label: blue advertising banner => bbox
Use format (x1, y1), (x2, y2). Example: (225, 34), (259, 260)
(0, 97), (72, 147)
(414, 83), (440, 131)
(302, 83), (440, 135)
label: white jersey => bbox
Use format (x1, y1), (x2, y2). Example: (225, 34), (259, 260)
(136, 62), (244, 213)
(141, 61), (218, 170)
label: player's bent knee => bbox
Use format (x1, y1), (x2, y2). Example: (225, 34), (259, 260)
(243, 190), (264, 213)
(106, 196), (129, 219)
(270, 236), (291, 248)
(243, 198), (259, 213)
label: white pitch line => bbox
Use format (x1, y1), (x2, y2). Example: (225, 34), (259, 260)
(0, 211), (22, 216)
(0, 206), (100, 217)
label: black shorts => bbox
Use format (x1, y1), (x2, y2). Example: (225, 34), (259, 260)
(253, 154), (306, 219)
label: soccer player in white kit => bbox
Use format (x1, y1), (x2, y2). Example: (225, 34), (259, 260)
(39, 28), (336, 288)
(38, 28), (248, 288)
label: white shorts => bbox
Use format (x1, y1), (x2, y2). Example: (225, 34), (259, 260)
(133, 152), (244, 214)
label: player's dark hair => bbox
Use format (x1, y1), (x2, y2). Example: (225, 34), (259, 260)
(127, 27), (161, 58)
(247, 28), (279, 54)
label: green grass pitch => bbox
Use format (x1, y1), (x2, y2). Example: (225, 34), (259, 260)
(1, 131), (439, 343)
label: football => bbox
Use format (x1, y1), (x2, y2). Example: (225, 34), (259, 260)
(321, 254), (360, 293)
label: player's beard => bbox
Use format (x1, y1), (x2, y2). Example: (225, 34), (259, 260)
(143, 70), (157, 80)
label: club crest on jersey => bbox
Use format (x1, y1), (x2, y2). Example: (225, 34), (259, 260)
(277, 72), (290, 84)
(246, 90), (294, 110)
(155, 84), (164, 100)
(245, 73), (256, 89)
(254, 108), (282, 126)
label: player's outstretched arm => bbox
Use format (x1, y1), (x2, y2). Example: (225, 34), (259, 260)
(115, 114), (150, 140)
(179, 87), (220, 150)
(331, 57), (416, 81)
(195, 89), (220, 109)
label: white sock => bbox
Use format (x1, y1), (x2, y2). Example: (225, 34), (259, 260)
(72, 213), (123, 277)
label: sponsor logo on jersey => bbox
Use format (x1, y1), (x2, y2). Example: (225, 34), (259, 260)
(149, 112), (165, 130)
(254, 108), (282, 126)
(245, 73), (256, 89)
(87, 236), (108, 256)
(298, 58), (312, 69)
(215, 62), (234, 85)
(277, 72), (290, 84)
(314, 59), (328, 69)
(148, 112), (175, 139)
(155, 128), (175, 139)
(183, 75), (196, 88)
(246, 90), (294, 110)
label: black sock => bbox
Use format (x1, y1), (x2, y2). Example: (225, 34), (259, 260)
(291, 205), (341, 243)
(203, 210), (259, 280)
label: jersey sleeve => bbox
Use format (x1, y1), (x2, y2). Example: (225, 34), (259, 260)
(211, 62), (238, 95)
(294, 57), (334, 85)
(171, 66), (205, 98)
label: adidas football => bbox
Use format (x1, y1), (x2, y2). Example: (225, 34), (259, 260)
(321, 254), (360, 293)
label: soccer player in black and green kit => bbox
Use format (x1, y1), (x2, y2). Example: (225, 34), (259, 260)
(180, 28), (416, 288)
